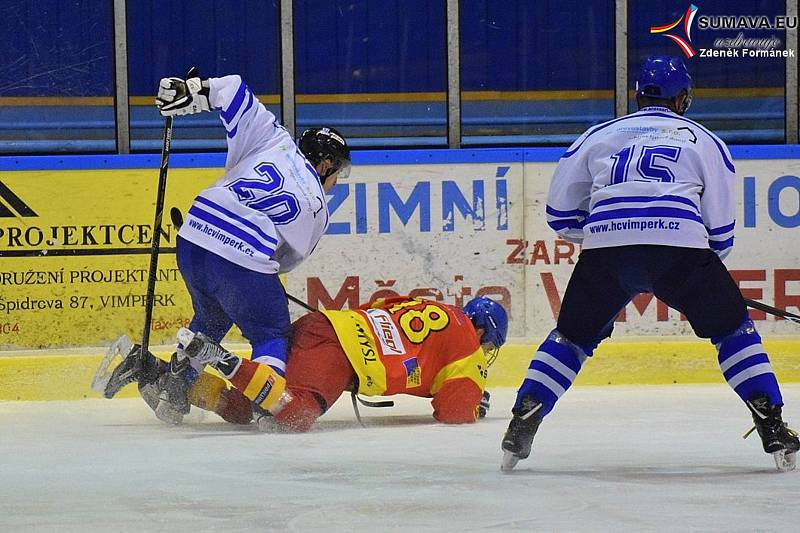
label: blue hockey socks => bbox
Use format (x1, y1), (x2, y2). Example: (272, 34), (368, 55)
(514, 329), (588, 416)
(713, 318), (783, 406)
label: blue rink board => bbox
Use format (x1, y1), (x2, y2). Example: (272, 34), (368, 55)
(0, 145), (798, 171)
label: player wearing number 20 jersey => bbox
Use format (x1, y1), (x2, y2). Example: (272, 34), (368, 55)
(177, 75), (330, 274)
(155, 71), (350, 380)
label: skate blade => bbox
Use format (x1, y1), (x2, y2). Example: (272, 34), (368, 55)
(91, 335), (134, 395)
(773, 450), (797, 472)
(501, 451), (520, 472)
(176, 327), (195, 348)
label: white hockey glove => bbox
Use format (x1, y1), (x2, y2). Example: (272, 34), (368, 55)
(156, 68), (210, 116)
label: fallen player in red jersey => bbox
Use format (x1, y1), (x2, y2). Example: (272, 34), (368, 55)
(98, 296), (508, 432)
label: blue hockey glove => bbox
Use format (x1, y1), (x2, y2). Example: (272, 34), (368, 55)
(478, 390), (490, 419)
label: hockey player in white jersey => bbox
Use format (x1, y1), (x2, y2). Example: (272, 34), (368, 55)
(501, 56), (798, 472)
(103, 69), (350, 422)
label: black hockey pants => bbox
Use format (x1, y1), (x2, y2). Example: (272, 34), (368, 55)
(556, 245), (747, 350)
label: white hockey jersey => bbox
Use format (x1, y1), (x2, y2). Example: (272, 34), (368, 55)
(546, 106), (736, 259)
(177, 75), (329, 274)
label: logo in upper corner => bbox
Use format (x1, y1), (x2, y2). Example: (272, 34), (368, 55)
(0, 180), (38, 218)
(651, 5), (699, 58)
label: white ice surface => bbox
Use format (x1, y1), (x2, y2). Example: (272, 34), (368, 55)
(1, 385), (799, 532)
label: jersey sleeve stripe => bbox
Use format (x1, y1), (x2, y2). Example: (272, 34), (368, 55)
(188, 206), (276, 257)
(225, 91), (255, 139)
(547, 218), (584, 231)
(304, 160), (320, 178)
(220, 80), (248, 123)
(195, 196), (279, 245)
(429, 347), (487, 396)
(593, 194), (699, 211)
(546, 205), (589, 217)
(709, 236), (734, 250)
(707, 221), (736, 235)
(584, 206), (704, 225)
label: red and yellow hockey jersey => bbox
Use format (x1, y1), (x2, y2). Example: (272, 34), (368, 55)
(321, 297), (488, 423)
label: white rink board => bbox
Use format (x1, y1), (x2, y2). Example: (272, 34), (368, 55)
(287, 161), (528, 336)
(288, 156), (800, 339)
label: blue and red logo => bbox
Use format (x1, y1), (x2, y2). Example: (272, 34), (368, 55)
(651, 5), (699, 58)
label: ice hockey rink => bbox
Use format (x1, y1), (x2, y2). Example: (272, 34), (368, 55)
(1, 385), (798, 532)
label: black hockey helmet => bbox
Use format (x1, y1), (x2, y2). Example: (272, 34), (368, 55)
(299, 127), (351, 183)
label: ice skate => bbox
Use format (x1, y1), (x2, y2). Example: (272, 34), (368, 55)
(501, 396), (544, 472)
(177, 327), (241, 377)
(138, 351), (191, 425)
(92, 336), (143, 399)
(744, 395), (799, 472)
(92, 335), (168, 399)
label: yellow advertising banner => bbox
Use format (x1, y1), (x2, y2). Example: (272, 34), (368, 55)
(0, 167), (230, 349)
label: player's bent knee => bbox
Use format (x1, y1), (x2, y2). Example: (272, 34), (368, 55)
(547, 329), (591, 361)
(273, 390), (325, 432)
(217, 389), (255, 425)
(188, 372), (227, 412)
(711, 317), (758, 347)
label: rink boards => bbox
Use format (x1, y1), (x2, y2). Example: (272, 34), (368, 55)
(2, 339), (800, 401)
(0, 147), (798, 399)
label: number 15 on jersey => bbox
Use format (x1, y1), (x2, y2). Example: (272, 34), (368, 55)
(610, 144), (682, 184)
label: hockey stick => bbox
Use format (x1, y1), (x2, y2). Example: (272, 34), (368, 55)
(286, 292), (315, 312)
(92, 116), (174, 398)
(140, 115), (174, 356)
(744, 297), (800, 325)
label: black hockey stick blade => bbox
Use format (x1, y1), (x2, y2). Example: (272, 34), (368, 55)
(744, 297), (800, 325)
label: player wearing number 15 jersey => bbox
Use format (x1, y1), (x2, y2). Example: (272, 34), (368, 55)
(501, 56), (798, 472)
(153, 71), (350, 393)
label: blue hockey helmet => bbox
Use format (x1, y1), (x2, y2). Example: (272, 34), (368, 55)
(463, 297), (508, 366)
(636, 55), (693, 113)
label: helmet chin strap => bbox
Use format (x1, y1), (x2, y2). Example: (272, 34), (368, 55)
(318, 158), (344, 183)
(483, 343), (500, 367)
(679, 92), (692, 114)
